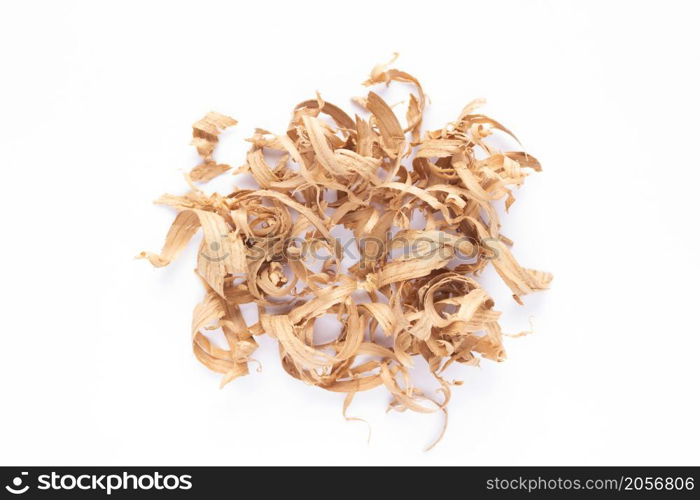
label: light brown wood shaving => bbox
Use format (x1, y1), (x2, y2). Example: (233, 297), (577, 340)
(139, 57), (551, 449)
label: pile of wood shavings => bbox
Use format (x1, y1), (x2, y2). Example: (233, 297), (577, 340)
(139, 56), (551, 449)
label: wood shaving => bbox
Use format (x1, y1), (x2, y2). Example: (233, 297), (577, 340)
(139, 56), (551, 449)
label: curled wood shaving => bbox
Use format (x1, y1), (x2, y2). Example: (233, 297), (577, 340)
(139, 56), (551, 449)
(190, 111), (237, 182)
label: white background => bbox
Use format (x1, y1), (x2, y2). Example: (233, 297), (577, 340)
(1, 0), (699, 466)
